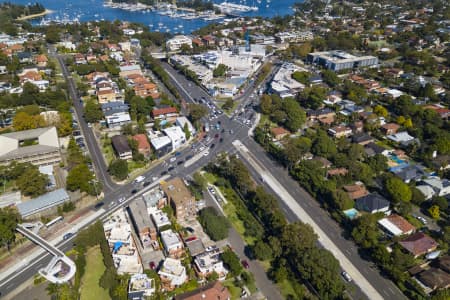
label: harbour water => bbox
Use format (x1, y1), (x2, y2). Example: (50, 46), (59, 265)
(10, 0), (298, 33)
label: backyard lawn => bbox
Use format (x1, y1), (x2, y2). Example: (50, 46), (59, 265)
(80, 246), (110, 300)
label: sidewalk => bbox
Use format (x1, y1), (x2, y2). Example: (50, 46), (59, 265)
(233, 140), (384, 300)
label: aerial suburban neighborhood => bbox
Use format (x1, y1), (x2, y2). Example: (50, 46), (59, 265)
(0, 0), (449, 299)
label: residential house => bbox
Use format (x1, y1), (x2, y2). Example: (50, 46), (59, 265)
(381, 123), (400, 135)
(193, 248), (228, 279)
(328, 125), (352, 138)
(355, 193), (390, 214)
(150, 136), (172, 157)
(271, 127), (290, 140)
(132, 134), (151, 157)
(111, 135), (132, 160)
(105, 111), (131, 129)
(158, 258), (187, 291)
(399, 232), (438, 258)
(74, 53), (87, 65)
(327, 168), (348, 177)
(378, 214), (416, 236)
(343, 182), (369, 200)
(17, 51), (32, 63)
(174, 281), (230, 300)
(160, 230), (184, 259)
(161, 178), (196, 221)
(128, 273), (156, 300)
(391, 164), (427, 183)
(387, 132), (416, 146)
(34, 54), (48, 67)
(420, 177), (450, 197)
(307, 108), (336, 125)
(352, 133), (374, 145)
(151, 107), (179, 122)
(166, 35), (192, 51)
(364, 142), (390, 157)
(97, 88), (118, 104)
(417, 268), (450, 292)
(127, 199), (157, 249)
(415, 185), (435, 200)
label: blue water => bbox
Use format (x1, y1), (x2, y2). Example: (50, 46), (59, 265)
(9, 0), (298, 33)
(343, 208), (358, 219)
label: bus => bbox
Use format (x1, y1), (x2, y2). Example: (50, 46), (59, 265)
(45, 216), (64, 228)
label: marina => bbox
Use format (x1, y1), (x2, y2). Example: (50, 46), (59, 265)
(11, 0), (297, 33)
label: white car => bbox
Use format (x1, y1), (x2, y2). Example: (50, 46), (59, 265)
(118, 197), (126, 203)
(203, 151), (209, 156)
(341, 271), (352, 282)
(170, 157), (177, 162)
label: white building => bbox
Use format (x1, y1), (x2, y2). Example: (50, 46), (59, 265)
(270, 63), (305, 98)
(105, 111), (132, 129)
(160, 229), (184, 258)
(128, 273), (155, 300)
(275, 31), (314, 43)
(158, 258), (187, 288)
(166, 35), (192, 51)
(150, 210), (171, 230)
(194, 248), (228, 279)
(163, 126), (186, 150)
(175, 116), (196, 137)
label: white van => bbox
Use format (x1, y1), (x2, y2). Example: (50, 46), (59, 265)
(134, 176), (145, 183)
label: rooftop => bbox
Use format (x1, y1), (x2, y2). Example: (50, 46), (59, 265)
(16, 189), (70, 217)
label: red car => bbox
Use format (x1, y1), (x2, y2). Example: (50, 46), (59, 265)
(149, 261), (156, 270)
(241, 260), (250, 269)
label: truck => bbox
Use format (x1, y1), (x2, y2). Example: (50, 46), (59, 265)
(134, 175), (145, 183)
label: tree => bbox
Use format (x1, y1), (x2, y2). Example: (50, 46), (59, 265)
(311, 130), (337, 159)
(221, 249), (243, 276)
(321, 69), (341, 87)
(16, 167), (49, 197)
(183, 123), (191, 140)
(351, 213), (381, 249)
(260, 94), (273, 114)
(283, 136), (312, 167)
(282, 97), (306, 132)
(213, 64), (229, 77)
(385, 177), (412, 202)
(281, 222), (318, 254)
(373, 105), (388, 118)
(188, 104), (207, 123)
(83, 99), (103, 123)
(428, 205), (440, 219)
(292, 71), (310, 85)
(198, 207), (230, 241)
(252, 240), (273, 261)
(331, 190), (354, 210)
(432, 196), (448, 210)
(66, 164), (94, 193)
(109, 159), (128, 180)
(0, 207), (21, 250)
(13, 111), (46, 131)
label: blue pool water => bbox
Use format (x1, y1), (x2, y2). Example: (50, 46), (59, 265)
(343, 208), (358, 219)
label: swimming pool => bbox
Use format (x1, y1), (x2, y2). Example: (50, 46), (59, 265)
(343, 208), (359, 219)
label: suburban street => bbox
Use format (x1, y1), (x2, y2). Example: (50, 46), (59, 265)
(1, 57), (404, 300)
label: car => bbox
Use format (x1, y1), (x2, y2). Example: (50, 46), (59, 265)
(186, 155), (193, 160)
(215, 133), (219, 138)
(184, 236), (197, 242)
(118, 197), (126, 203)
(241, 260), (250, 269)
(229, 129), (233, 134)
(177, 160), (184, 165)
(143, 181), (151, 187)
(185, 227), (195, 233)
(161, 171), (168, 176)
(134, 176), (145, 184)
(199, 146), (205, 152)
(210, 143), (215, 148)
(170, 157), (177, 162)
(149, 261), (156, 270)
(175, 152), (182, 156)
(131, 189), (138, 194)
(221, 129), (225, 133)
(219, 138), (223, 143)
(341, 271), (352, 282)
(73, 130), (81, 136)
(208, 187), (216, 194)
(203, 151), (209, 156)
(203, 135), (208, 139)
(417, 216), (428, 224)
(94, 202), (105, 209)
(63, 233), (74, 240)
(168, 166), (175, 171)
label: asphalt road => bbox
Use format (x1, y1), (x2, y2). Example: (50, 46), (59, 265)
(1, 55), (404, 300)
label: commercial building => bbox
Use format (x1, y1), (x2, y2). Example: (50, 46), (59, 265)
(111, 135), (133, 160)
(16, 188), (70, 218)
(150, 136), (172, 157)
(161, 178), (196, 221)
(163, 126), (186, 150)
(270, 63), (305, 98)
(307, 50), (378, 71)
(275, 31), (314, 43)
(0, 127), (61, 166)
(176, 117), (196, 137)
(127, 199), (157, 248)
(160, 229), (184, 258)
(166, 35), (193, 51)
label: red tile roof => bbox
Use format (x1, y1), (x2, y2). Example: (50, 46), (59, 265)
(399, 232), (438, 257)
(132, 134), (151, 151)
(385, 214), (415, 234)
(152, 106), (178, 117)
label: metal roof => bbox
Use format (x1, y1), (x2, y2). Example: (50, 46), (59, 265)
(16, 189), (70, 217)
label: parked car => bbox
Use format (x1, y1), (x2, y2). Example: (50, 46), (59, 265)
(63, 233), (74, 240)
(118, 197), (126, 203)
(149, 261), (156, 270)
(341, 271), (352, 282)
(94, 202), (104, 209)
(131, 189), (138, 194)
(143, 181), (151, 187)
